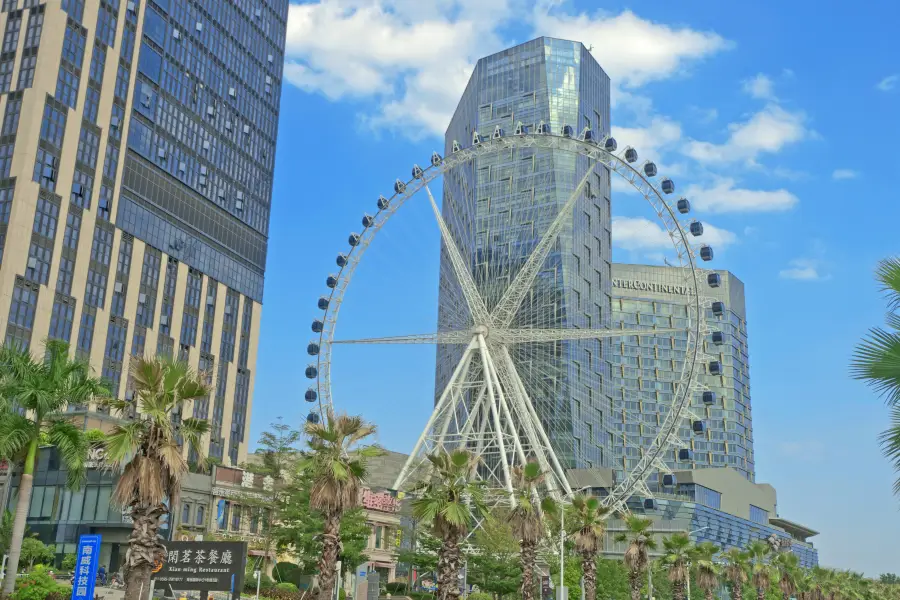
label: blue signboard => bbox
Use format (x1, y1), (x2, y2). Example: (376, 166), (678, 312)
(71, 534), (101, 600)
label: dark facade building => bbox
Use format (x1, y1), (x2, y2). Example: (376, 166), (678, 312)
(0, 0), (288, 557)
(438, 37), (614, 469)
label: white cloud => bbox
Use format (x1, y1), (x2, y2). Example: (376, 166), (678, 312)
(612, 216), (735, 251)
(684, 179), (798, 213)
(876, 74), (899, 92)
(284, 0), (513, 138)
(742, 73), (776, 100)
(535, 8), (731, 97)
(283, 2), (732, 138)
(832, 168), (859, 180)
(684, 104), (810, 164)
(611, 117), (682, 161)
(779, 258), (829, 281)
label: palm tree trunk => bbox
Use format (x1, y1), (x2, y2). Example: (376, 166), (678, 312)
(520, 539), (537, 600)
(581, 552), (597, 600)
(674, 581), (687, 600)
(758, 588), (766, 600)
(731, 581), (744, 600)
(706, 589), (715, 600)
(316, 511), (342, 600)
(1, 438), (38, 598)
(437, 532), (462, 600)
(629, 570), (643, 600)
(123, 503), (168, 600)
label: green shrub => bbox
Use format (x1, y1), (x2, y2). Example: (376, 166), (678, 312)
(466, 593), (492, 600)
(276, 582), (299, 591)
(244, 572), (275, 594)
(260, 588), (303, 600)
(339, 588), (347, 600)
(12, 566), (69, 600)
(61, 553), (77, 572)
(386, 582), (408, 594)
(274, 561), (299, 583)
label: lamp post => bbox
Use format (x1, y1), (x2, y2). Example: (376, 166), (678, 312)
(685, 527), (709, 600)
(559, 485), (592, 600)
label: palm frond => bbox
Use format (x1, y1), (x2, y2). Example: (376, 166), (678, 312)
(45, 418), (88, 489)
(851, 327), (900, 406)
(875, 257), (900, 312)
(879, 403), (900, 496)
(0, 411), (34, 460)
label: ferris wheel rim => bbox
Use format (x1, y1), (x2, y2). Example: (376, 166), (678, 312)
(307, 130), (710, 509)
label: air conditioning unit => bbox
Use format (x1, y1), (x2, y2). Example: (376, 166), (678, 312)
(173, 29), (181, 40)
(138, 293), (147, 304)
(160, 315), (169, 326)
(267, 54), (274, 63)
(224, 305), (232, 315)
(265, 75), (272, 85)
(235, 200), (243, 211)
(178, 162), (186, 173)
(195, 22), (203, 32)
(200, 165), (208, 176)
(72, 183), (83, 196)
(157, 148), (167, 159)
(202, 140), (210, 150)
(111, 116), (120, 129)
(127, 1), (136, 12)
(242, 124), (250, 134)
(206, 105), (215, 117)
(198, 176), (207, 187)
(225, 121), (232, 131)
(114, 281), (124, 293)
(27, 256), (37, 269)
(228, 87), (236, 98)
(236, 190), (244, 201)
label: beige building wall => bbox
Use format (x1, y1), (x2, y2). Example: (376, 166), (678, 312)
(0, 0), (267, 467)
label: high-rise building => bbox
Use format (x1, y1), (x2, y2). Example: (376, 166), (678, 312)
(609, 264), (755, 483)
(438, 37), (613, 469)
(0, 0), (288, 466)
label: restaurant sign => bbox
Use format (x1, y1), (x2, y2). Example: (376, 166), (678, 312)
(151, 541), (247, 592)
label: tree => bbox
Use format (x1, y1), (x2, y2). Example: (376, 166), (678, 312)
(747, 541), (774, 600)
(615, 514), (657, 600)
(851, 257), (900, 498)
(569, 495), (608, 600)
(509, 463), (554, 600)
(881, 574), (900, 586)
(19, 537), (54, 569)
(239, 419), (302, 572)
(411, 450), (488, 600)
(661, 533), (693, 600)
(693, 542), (721, 600)
(467, 517), (520, 598)
(723, 548), (749, 600)
(102, 357), (210, 600)
(774, 552), (799, 600)
(299, 409), (381, 600)
(0, 341), (106, 596)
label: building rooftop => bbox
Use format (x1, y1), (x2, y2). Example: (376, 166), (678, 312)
(770, 517), (819, 541)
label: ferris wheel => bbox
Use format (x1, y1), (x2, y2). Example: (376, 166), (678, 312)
(304, 124), (723, 514)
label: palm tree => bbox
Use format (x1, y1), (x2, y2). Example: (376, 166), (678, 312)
(774, 552), (800, 600)
(851, 257), (900, 498)
(411, 449), (488, 600)
(662, 533), (694, 600)
(0, 341), (107, 597)
(616, 514), (657, 600)
(299, 409), (381, 600)
(693, 542), (721, 600)
(747, 540), (774, 600)
(569, 494), (609, 600)
(102, 357), (209, 600)
(509, 462), (555, 600)
(723, 548), (750, 600)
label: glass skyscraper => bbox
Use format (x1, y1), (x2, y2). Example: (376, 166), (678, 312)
(438, 37), (613, 469)
(0, 0), (288, 466)
(609, 264), (755, 484)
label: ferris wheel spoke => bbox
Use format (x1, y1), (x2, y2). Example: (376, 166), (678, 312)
(423, 182), (492, 325)
(494, 327), (686, 344)
(333, 331), (471, 345)
(490, 161), (600, 328)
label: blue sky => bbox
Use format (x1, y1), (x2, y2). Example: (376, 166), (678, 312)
(252, 0), (900, 575)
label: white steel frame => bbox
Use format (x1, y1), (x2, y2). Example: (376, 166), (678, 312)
(308, 131), (719, 513)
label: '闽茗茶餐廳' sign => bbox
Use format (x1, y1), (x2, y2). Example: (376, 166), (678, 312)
(151, 541), (247, 592)
(612, 278), (696, 296)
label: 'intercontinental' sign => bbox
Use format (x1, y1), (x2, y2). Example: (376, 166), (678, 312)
(612, 278), (696, 296)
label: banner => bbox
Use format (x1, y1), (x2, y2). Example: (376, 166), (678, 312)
(152, 540), (247, 592)
(70, 534), (101, 600)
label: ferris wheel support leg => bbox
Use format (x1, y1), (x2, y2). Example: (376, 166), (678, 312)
(480, 345), (528, 467)
(391, 338), (479, 492)
(499, 346), (572, 498)
(456, 384), (488, 447)
(476, 334), (515, 503)
(471, 384), (492, 461)
(434, 348), (476, 443)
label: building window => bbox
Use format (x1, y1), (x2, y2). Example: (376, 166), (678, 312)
(56, 256), (74, 295)
(2, 92), (22, 135)
(181, 502), (190, 525)
(55, 64), (80, 109)
(49, 295), (76, 342)
(17, 52), (37, 88)
(0, 58), (13, 92)
(61, 20), (86, 66)
(749, 504), (768, 525)
(114, 63), (130, 102)
(39, 100), (67, 148)
(195, 505), (205, 527)
(76, 126), (100, 168)
(96, 1), (116, 47)
(84, 269), (107, 308)
(71, 169), (93, 209)
(6, 278), (38, 349)
(88, 42), (105, 84)
(22, 5), (43, 49)
(61, 0), (85, 22)
(89, 224), (113, 265)
(102, 143), (119, 180)
(231, 504), (242, 531)
(33, 148), (59, 191)
(2, 11), (20, 53)
(695, 485), (722, 510)
(83, 85), (100, 124)
(76, 309), (95, 358)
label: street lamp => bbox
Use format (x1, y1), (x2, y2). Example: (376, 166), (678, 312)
(685, 527), (710, 600)
(559, 485), (592, 600)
